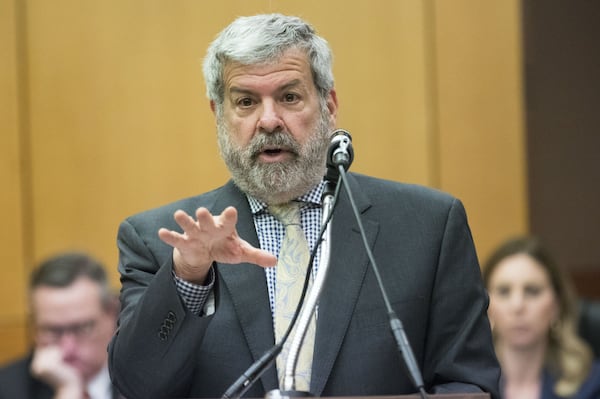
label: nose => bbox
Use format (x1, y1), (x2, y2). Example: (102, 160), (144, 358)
(508, 291), (525, 312)
(256, 99), (284, 133)
(58, 332), (79, 355)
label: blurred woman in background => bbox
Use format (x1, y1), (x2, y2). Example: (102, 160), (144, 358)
(483, 236), (600, 399)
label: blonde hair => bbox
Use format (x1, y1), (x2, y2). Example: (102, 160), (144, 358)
(546, 278), (593, 396)
(483, 236), (593, 396)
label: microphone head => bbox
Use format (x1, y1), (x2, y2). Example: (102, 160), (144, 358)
(324, 129), (354, 185)
(327, 129), (354, 170)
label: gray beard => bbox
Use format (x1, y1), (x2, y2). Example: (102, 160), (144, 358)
(217, 112), (330, 205)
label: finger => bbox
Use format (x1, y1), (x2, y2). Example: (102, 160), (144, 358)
(219, 206), (239, 227)
(195, 207), (216, 228)
(158, 228), (183, 248)
(173, 209), (199, 233)
(248, 251), (278, 268)
(241, 242), (278, 268)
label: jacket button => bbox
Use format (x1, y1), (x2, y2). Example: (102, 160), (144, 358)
(167, 311), (177, 322)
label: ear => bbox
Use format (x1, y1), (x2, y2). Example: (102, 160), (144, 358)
(105, 292), (121, 317)
(326, 89), (338, 129)
(210, 100), (217, 114)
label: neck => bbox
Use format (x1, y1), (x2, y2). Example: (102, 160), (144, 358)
(497, 340), (547, 385)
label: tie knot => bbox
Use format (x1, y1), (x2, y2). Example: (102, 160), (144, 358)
(269, 202), (302, 226)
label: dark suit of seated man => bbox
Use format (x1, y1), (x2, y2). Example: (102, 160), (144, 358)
(108, 13), (501, 399)
(0, 252), (121, 399)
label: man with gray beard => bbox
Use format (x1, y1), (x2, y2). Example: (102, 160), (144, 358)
(108, 13), (500, 399)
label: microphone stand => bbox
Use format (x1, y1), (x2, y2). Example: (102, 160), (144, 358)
(336, 165), (428, 399)
(266, 179), (339, 399)
(224, 180), (341, 399)
(227, 129), (427, 398)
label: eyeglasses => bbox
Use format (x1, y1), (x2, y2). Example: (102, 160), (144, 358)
(35, 319), (97, 342)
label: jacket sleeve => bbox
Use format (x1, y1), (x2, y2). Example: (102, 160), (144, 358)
(424, 198), (501, 399)
(108, 218), (212, 399)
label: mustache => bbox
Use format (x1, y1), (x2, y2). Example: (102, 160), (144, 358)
(248, 131), (301, 158)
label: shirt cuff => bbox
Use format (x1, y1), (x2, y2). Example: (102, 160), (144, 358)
(173, 266), (215, 316)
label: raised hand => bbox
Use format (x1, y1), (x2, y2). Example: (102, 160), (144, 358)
(31, 345), (86, 399)
(158, 206), (277, 284)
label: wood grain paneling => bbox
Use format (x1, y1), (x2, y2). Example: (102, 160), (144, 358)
(433, 0), (529, 262)
(0, 319), (30, 364)
(1, 0), (529, 364)
(0, 0), (29, 364)
(21, 0), (437, 283)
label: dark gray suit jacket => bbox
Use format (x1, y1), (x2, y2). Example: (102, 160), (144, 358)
(0, 354), (121, 399)
(108, 173), (500, 399)
(0, 355), (53, 399)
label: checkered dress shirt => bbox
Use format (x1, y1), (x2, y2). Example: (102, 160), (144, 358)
(174, 181), (324, 316)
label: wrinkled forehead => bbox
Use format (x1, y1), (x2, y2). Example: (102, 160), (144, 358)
(220, 46), (310, 75)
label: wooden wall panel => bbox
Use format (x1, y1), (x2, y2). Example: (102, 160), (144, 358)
(433, 0), (529, 262)
(1, 0), (528, 363)
(0, 324), (30, 365)
(23, 0), (435, 283)
(0, 0), (29, 363)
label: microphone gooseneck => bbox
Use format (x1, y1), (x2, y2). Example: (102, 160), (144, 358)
(223, 131), (348, 399)
(224, 128), (428, 399)
(277, 142), (348, 395)
(267, 130), (350, 397)
(335, 158), (429, 399)
(221, 345), (283, 399)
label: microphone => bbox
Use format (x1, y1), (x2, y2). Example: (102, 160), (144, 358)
(225, 130), (355, 399)
(221, 345), (282, 399)
(327, 129), (354, 170)
(323, 128), (353, 214)
(325, 129), (354, 184)
(268, 130), (351, 395)
(224, 132), (351, 397)
(328, 128), (354, 168)
(328, 132), (428, 399)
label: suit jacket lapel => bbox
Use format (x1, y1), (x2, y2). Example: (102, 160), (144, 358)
(311, 174), (377, 395)
(213, 181), (279, 392)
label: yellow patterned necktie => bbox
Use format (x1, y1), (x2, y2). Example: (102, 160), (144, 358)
(270, 202), (315, 391)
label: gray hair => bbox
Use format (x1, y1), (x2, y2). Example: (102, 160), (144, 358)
(203, 13), (334, 106)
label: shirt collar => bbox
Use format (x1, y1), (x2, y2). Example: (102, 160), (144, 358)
(86, 365), (112, 399)
(247, 180), (325, 215)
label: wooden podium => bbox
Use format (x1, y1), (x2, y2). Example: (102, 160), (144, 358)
(359, 395), (490, 399)
(261, 394), (490, 399)
(377, 395), (490, 399)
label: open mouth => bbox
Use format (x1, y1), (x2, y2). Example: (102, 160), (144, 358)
(257, 146), (296, 162)
(263, 148), (284, 155)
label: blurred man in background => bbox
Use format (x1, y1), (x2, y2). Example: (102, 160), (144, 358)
(0, 252), (121, 399)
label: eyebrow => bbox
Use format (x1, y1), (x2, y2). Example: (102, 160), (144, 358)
(228, 79), (304, 96)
